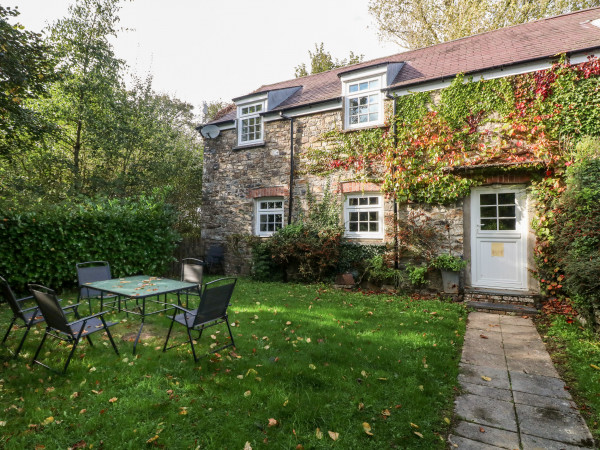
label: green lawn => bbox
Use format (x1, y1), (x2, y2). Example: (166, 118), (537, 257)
(536, 314), (600, 442)
(0, 279), (467, 449)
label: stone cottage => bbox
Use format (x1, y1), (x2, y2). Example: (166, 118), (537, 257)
(199, 8), (600, 304)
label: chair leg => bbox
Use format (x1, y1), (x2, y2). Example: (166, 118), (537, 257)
(85, 335), (94, 347)
(100, 317), (119, 355)
(163, 319), (175, 352)
(225, 317), (236, 348)
(31, 328), (49, 367)
(1, 317), (17, 345)
(186, 326), (198, 362)
(13, 325), (31, 358)
(63, 337), (80, 374)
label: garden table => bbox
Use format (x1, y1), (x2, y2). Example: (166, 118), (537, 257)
(85, 275), (199, 354)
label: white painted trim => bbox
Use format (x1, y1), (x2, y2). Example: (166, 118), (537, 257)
(391, 48), (600, 97)
(339, 66), (387, 85)
(470, 186), (528, 291)
(254, 197), (284, 237)
(237, 100), (266, 146)
(235, 93), (268, 106)
(343, 193), (385, 239)
(263, 100), (342, 121)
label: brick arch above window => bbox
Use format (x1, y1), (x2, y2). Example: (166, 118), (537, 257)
(339, 182), (382, 194)
(248, 186), (289, 199)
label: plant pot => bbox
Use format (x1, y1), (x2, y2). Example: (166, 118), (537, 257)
(440, 269), (460, 294)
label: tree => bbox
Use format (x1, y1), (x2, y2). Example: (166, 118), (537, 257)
(294, 43), (363, 78)
(368, 0), (600, 49)
(0, 6), (57, 157)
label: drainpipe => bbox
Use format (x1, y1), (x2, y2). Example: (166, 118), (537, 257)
(386, 93), (399, 270)
(280, 112), (294, 225)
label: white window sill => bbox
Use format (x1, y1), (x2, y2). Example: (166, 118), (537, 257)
(233, 141), (265, 151)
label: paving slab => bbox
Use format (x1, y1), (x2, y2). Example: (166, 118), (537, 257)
(447, 434), (507, 449)
(451, 312), (595, 449)
(513, 390), (578, 410)
(459, 363), (511, 390)
(510, 371), (572, 399)
(462, 346), (508, 368)
(521, 433), (595, 449)
(461, 381), (513, 402)
(516, 403), (594, 447)
(454, 393), (518, 431)
(453, 420), (520, 449)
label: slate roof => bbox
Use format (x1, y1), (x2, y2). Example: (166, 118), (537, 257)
(209, 7), (600, 124)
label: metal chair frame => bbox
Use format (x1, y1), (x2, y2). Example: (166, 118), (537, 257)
(76, 261), (122, 314)
(163, 278), (236, 361)
(28, 284), (119, 373)
(180, 258), (205, 307)
(1, 276), (78, 358)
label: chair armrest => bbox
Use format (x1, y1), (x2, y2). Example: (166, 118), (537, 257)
(169, 304), (194, 315)
(20, 304), (40, 313)
(68, 311), (110, 325)
(62, 303), (82, 311)
(16, 295), (35, 303)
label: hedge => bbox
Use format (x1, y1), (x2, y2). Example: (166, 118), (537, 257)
(0, 196), (180, 293)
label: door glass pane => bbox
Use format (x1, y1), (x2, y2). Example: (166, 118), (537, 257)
(480, 206), (496, 218)
(481, 219), (497, 230)
(499, 219), (516, 230)
(498, 193), (515, 204)
(498, 205), (516, 217)
(480, 194), (496, 205)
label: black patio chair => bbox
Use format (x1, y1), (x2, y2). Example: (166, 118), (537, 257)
(76, 261), (119, 314)
(163, 278), (236, 361)
(28, 284), (119, 373)
(205, 244), (225, 274)
(1, 275), (79, 358)
(180, 258), (205, 307)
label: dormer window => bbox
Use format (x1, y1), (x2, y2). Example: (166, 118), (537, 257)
(347, 78), (381, 127)
(238, 101), (264, 146)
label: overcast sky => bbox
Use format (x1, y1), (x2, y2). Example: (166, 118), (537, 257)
(15, 0), (403, 114)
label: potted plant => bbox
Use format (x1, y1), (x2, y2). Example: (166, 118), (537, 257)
(430, 253), (468, 294)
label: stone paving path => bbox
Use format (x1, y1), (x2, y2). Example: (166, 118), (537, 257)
(449, 312), (595, 449)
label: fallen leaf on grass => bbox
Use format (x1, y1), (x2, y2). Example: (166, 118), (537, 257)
(414, 431), (423, 438)
(590, 364), (600, 370)
(268, 418), (278, 427)
(79, 409), (86, 414)
(179, 407), (188, 415)
(410, 423), (419, 429)
(243, 441), (252, 450)
(315, 428), (323, 439)
(147, 435), (159, 444)
(108, 397), (118, 403)
(480, 334), (488, 339)
(308, 364), (316, 370)
(0, 421), (5, 426)
(444, 417), (451, 425)
(481, 376), (492, 382)
(357, 402), (364, 411)
(41, 417), (54, 426)
(381, 409), (391, 417)
(362, 422), (373, 436)
(328, 431), (339, 441)
(244, 390), (251, 397)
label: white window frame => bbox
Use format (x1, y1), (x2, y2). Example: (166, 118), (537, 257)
(255, 197), (284, 237)
(341, 69), (385, 130)
(237, 100), (265, 146)
(344, 193), (384, 239)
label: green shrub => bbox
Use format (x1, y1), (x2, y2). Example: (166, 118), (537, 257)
(362, 254), (403, 287)
(406, 264), (428, 287)
(430, 253), (468, 272)
(0, 194), (180, 291)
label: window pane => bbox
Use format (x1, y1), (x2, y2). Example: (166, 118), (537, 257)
(349, 198), (358, 206)
(359, 197), (368, 205)
(369, 94), (378, 103)
(260, 215), (267, 222)
(349, 84), (358, 93)
(359, 114), (368, 123)
(275, 202), (283, 208)
(498, 193), (516, 204)
(369, 104), (378, 113)
(359, 223), (368, 231)
(274, 214), (282, 222)
(260, 202), (267, 209)
(256, 104), (262, 112)
(499, 219), (516, 230)
(350, 116), (358, 124)
(359, 212), (368, 221)
(369, 113), (378, 121)
(369, 79), (379, 89)
(359, 97), (368, 105)
(267, 224), (274, 231)
(369, 197), (378, 204)
(369, 212), (378, 221)
(480, 194), (496, 205)
(350, 107), (358, 115)
(349, 98), (358, 107)
(481, 219), (497, 230)
(349, 212), (358, 221)
(480, 206), (497, 218)
(369, 222), (378, 232)
(498, 206), (516, 217)
(349, 222), (358, 231)
(260, 224), (267, 231)
(359, 82), (368, 91)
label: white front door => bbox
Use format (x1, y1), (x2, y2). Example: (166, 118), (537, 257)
(470, 186), (528, 291)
